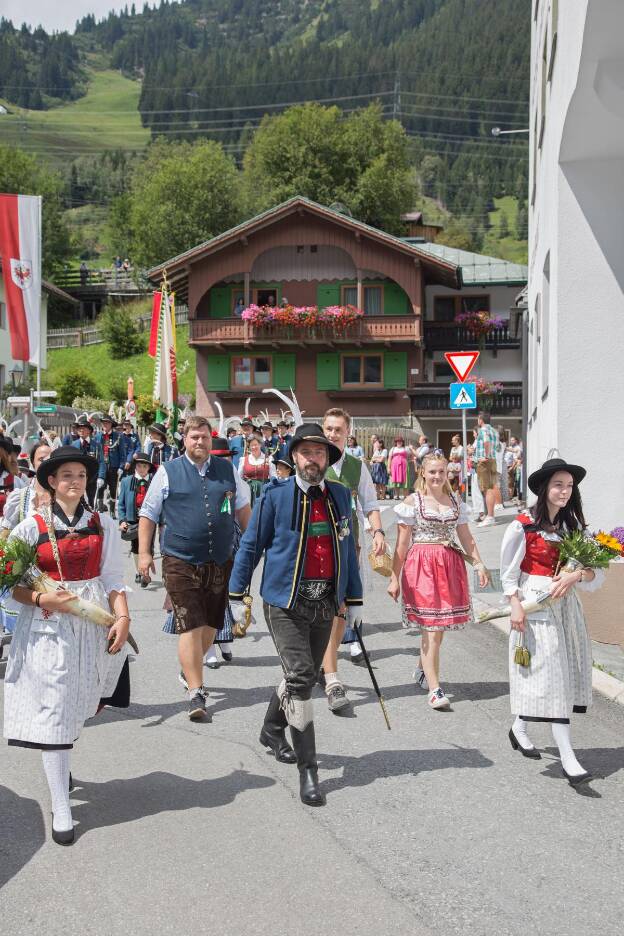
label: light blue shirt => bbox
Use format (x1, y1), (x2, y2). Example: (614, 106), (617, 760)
(140, 453), (250, 523)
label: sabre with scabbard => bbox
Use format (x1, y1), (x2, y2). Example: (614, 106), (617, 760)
(353, 619), (391, 730)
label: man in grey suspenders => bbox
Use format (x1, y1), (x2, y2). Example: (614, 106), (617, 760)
(321, 408), (386, 712)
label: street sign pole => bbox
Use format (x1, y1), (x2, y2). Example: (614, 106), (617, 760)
(462, 408), (468, 502)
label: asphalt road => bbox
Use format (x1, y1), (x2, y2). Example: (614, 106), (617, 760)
(1, 504), (623, 935)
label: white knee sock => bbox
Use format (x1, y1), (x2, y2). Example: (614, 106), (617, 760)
(551, 722), (585, 776)
(512, 716), (535, 751)
(324, 672), (342, 693)
(42, 750), (73, 832)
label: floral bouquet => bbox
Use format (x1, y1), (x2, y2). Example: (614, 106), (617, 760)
(477, 530), (612, 624)
(0, 537), (138, 650)
(455, 310), (505, 337)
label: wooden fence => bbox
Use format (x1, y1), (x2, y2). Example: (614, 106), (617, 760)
(47, 305), (189, 351)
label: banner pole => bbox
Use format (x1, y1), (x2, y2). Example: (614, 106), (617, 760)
(36, 195), (42, 400)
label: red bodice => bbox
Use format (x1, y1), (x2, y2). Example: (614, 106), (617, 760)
(135, 480), (149, 509)
(303, 493), (335, 580)
(242, 455), (270, 482)
(517, 513), (560, 577)
(0, 472), (15, 518)
(34, 512), (104, 581)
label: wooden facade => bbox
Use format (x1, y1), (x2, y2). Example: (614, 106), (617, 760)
(147, 197), (461, 421)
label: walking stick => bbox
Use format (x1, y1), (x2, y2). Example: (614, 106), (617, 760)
(354, 621), (391, 730)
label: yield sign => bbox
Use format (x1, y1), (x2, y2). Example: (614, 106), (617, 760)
(444, 350), (479, 382)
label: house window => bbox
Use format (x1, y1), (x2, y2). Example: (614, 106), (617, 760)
(231, 356), (272, 388)
(341, 354), (383, 387)
(341, 285), (383, 315)
(231, 289), (245, 314)
(255, 288), (278, 306)
(0, 301), (6, 329)
(432, 295), (491, 320)
(433, 362), (455, 383)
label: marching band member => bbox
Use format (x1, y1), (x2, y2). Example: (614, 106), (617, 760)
(145, 423), (177, 467)
(71, 417), (106, 505)
(4, 446), (130, 845)
(119, 419), (141, 474)
(238, 434), (276, 506)
(117, 452), (155, 585)
(501, 458), (603, 787)
(96, 415), (122, 517)
(229, 424), (362, 807)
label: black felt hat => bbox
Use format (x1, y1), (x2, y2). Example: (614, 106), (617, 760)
(75, 417), (94, 431)
(287, 423), (341, 466)
(148, 423), (168, 440)
(273, 453), (294, 472)
(211, 437), (232, 457)
(133, 451), (153, 466)
(527, 458), (586, 495)
(36, 445), (100, 492)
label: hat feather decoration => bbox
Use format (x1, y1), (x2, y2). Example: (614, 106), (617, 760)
(214, 400), (226, 437)
(262, 387), (304, 427)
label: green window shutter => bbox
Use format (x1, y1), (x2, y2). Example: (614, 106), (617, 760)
(317, 284), (341, 309)
(317, 352), (340, 390)
(274, 353), (296, 389)
(206, 354), (230, 391)
(383, 282), (410, 316)
(383, 351), (407, 389)
(210, 286), (230, 318)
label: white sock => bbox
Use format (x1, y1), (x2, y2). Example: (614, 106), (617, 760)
(42, 750), (73, 833)
(188, 687), (203, 699)
(350, 642), (361, 656)
(204, 646), (217, 664)
(512, 716), (535, 751)
(324, 672), (342, 694)
(551, 722), (586, 776)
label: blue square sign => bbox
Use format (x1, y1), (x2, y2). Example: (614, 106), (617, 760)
(449, 381), (477, 410)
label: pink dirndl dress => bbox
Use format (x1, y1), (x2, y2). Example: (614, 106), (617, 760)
(389, 447), (408, 486)
(395, 492), (471, 631)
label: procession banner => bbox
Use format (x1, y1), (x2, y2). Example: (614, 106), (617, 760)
(148, 290), (161, 358)
(152, 284), (178, 410)
(0, 193), (41, 364)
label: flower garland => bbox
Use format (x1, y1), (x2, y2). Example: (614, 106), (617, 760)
(473, 378), (504, 397)
(241, 303), (364, 332)
(454, 310), (506, 337)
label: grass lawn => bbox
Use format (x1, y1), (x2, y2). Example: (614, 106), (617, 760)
(44, 325), (196, 400)
(0, 68), (149, 165)
(483, 196), (528, 264)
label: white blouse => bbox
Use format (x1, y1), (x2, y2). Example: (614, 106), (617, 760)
(371, 448), (388, 462)
(500, 519), (604, 597)
(10, 509), (127, 596)
(395, 493), (469, 527)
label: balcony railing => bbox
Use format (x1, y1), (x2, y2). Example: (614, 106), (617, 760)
(189, 315), (420, 346)
(407, 382), (523, 415)
(424, 321), (520, 351)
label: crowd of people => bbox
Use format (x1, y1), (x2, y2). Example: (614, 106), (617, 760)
(0, 403), (601, 845)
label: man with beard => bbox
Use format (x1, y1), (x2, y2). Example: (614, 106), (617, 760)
(229, 424), (362, 807)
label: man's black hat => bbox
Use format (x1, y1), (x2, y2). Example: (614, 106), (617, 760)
(527, 458), (586, 495)
(36, 445), (100, 492)
(287, 423), (341, 466)
(133, 451), (153, 466)
(148, 423), (168, 440)
(75, 417), (94, 431)
(211, 437), (232, 457)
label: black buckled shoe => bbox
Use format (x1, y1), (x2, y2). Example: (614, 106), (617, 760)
(51, 816), (75, 846)
(259, 692), (296, 764)
(562, 767), (593, 788)
(508, 728), (541, 760)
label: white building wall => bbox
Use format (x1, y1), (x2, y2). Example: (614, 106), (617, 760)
(527, 0), (624, 527)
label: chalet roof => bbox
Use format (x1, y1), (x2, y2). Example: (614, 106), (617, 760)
(402, 240), (527, 287)
(147, 196), (461, 289)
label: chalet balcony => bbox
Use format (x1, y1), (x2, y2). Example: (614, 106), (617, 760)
(424, 321), (520, 352)
(407, 381), (523, 416)
(189, 315), (420, 348)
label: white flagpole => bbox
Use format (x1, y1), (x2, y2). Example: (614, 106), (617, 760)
(36, 195), (42, 400)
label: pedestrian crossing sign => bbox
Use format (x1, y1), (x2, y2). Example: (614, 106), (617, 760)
(449, 381), (477, 409)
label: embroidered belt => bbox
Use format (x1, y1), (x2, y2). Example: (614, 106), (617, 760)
(298, 579), (334, 601)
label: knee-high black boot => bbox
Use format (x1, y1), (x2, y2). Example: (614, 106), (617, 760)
(289, 722), (326, 807)
(259, 692), (296, 764)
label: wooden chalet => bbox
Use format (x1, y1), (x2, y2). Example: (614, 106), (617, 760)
(147, 197), (462, 422)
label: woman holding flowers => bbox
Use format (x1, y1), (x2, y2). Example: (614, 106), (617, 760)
(3, 446), (130, 845)
(501, 457), (603, 787)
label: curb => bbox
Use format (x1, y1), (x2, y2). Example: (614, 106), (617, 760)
(484, 614), (624, 708)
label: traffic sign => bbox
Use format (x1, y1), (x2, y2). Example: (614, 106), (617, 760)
(444, 350), (480, 382)
(33, 391), (57, 398)
(7, 396), (30, 405)
(33, 404), (57, 414)
(125, 400), (136, 417)
(449, 382), (477, 410)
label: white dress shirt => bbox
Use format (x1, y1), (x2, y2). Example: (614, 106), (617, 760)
(140, 453), (250, 523)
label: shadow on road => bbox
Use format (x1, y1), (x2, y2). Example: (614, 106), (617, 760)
(70, 768), (276, 837)
(317, 746), (494, 794)
(348, 680), (509, 710)
(0, 786), (45, 889)
(540, 745), (624, 784)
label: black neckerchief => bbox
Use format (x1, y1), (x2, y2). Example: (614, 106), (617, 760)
(53, 501), (85, 530)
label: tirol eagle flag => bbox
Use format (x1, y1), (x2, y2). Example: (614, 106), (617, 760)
(0, 193), (42, 365)
(150, 275), (178, 424)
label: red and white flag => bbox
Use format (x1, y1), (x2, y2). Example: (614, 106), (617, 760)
(152, 285), (178, 409)
(0, 193), (42, 365)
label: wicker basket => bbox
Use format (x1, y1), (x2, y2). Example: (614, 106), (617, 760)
(368, 548), (393, 577)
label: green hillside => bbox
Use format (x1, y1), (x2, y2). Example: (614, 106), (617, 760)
(0, 68), (148, 165)
(44, 324), (196, 400)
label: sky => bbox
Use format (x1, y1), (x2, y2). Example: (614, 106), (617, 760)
(1, 1), (178, 33)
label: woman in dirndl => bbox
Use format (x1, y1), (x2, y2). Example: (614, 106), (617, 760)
(238, 435), (276, 505)
(388, 453), (489, 709)
(369, 437), (389, 500)
(501, 458), (602, 788)
(4, 446), (130, 845)
(388, 437), (409, 499)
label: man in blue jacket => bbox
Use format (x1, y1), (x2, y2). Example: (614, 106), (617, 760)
(229, 423), (362, 808)
(96, 415), (122, 517)
(118, 418), (141, 473)
(71, 417), (105, 505)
